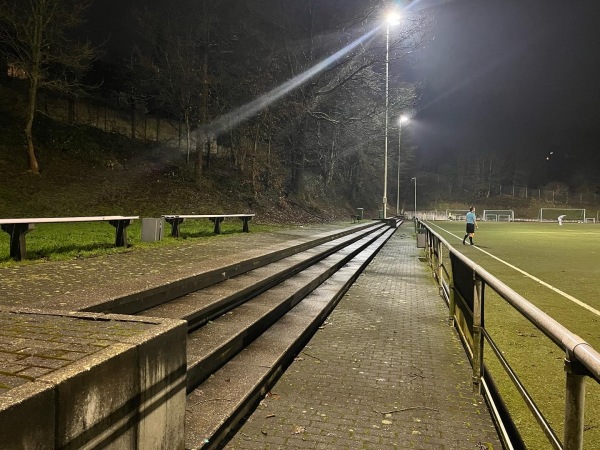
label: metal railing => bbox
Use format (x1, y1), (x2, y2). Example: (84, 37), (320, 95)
(416, 219), (600, 450)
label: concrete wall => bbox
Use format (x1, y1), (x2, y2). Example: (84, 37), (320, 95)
(0, 310), (187, 450)
(36, 93), (229, 159)
(38, 94), (185, 148)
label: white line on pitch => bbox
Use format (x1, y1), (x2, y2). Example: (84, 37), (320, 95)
(427, 222), (600, 317)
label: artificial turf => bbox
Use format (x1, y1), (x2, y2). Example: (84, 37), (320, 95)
(423, 220), (600, 449)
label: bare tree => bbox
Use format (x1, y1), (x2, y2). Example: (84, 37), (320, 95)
(243, 0), (430, 197)
(0, 0), (95, 173)
(130, 0), (227, 183)
(131, 3), (203, 164)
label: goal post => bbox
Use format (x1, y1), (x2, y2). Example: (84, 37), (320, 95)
(483, 209), (514, 221)
(446, 209), (470, 220)
(539, 208), (586, 222)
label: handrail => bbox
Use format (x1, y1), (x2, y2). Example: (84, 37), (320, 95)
(418, 219), (600, 380)
(416, 218), (600, 450)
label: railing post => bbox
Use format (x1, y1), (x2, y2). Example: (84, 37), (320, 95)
(472, 273), (484, 394)
(437, 240), (443, 290)
(564, 349), (586, 450)
(448, 285), (455, 328)
(428, 232), (433, 264)
(423, 228), (429, 262)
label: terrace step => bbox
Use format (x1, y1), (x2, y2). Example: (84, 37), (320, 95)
(138, 223), (387, 331)
(86, 221), (377, 315)
(183, 227), (397, 449)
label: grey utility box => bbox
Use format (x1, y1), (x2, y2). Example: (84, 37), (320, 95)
(416, 229), (426, 248)
(141, 218), (164, 242)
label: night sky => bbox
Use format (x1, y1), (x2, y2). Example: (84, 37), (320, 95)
(410, 0), (600, 185)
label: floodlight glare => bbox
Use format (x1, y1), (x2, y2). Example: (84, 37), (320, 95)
(386, 11), (401, 26)
(399, 115), (409, 124)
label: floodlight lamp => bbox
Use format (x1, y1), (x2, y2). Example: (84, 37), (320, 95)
(385, 11), (401, 26)
(399, 115), (409, 124)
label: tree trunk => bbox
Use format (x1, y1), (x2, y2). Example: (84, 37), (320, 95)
(206, 134), (212, 169)
(229, 130), (236, 165)
(194, 130), (206, 182)
(289, 119), (306, 196)
(130, 104), (136, 139)
(266, 134), (272, 189)
(252, 123), (259, 198)
(185, 115), (191, 163)
(291, 145), (305, 195)
(194, 52), (209, 182)
(325, 130), (337, 186)
(24, 78), (40, 174)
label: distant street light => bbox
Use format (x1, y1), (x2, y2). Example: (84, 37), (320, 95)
(396, 115), (409, 216)
(411, 176), (417, 219)
(382, 11), (400, 219)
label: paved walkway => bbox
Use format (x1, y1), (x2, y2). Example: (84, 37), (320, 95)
(226, 226), (502, 449)
(0, 222), (502, 449)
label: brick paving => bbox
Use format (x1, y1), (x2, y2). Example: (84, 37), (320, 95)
(0, 223), (367, 394)
(226, 227), (502, 449)
(0, 311), (154, 394)
(0, 223), (355, 312)
(0, 222), (502, 448)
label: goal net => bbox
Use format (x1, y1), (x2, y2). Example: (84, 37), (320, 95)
(446, 209), (470, 220)
(539, 208), (586, 223)
(483, 209), (514, 222)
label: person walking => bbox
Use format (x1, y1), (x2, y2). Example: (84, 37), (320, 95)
(463, 206), (478, 245)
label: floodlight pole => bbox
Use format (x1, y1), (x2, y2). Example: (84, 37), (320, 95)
(382, 23), (390, 220)
(412, 177), (417, 218)
(396, 120), (401, 216)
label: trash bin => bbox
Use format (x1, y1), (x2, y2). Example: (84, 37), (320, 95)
(378, 209), (384, 219)
(416, 228), (426, 248)
(141, 218), (164, 242)
(357, 208), (364, 220)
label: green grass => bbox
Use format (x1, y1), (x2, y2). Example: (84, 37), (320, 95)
(424, 220), (600, 449)
(0, 220), (285, 267)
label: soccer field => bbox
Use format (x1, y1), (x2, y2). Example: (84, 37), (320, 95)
(426, 220), (600, 347)
(422, 220), (600, 448)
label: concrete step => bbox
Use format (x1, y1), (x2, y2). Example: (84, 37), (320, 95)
(138, 223), (388, 331)
(183, 227), (397, 449)
(83, 222), (378, 315)
(183, 227), (391, 391)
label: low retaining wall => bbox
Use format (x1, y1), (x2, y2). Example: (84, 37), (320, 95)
(0, 309), (187, 449)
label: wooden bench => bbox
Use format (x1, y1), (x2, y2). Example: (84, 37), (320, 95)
(0, 216), (138, 261)
(162, 214), (255, 237)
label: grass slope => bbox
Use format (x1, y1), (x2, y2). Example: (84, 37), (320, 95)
(0, 86), (358, 215)
(0, 85), (357, 263)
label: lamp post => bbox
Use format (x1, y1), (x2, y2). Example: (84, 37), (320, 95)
(411, 176), (417, 219)
(396, 115), (409, 216)
(382, 12), (400, 219)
